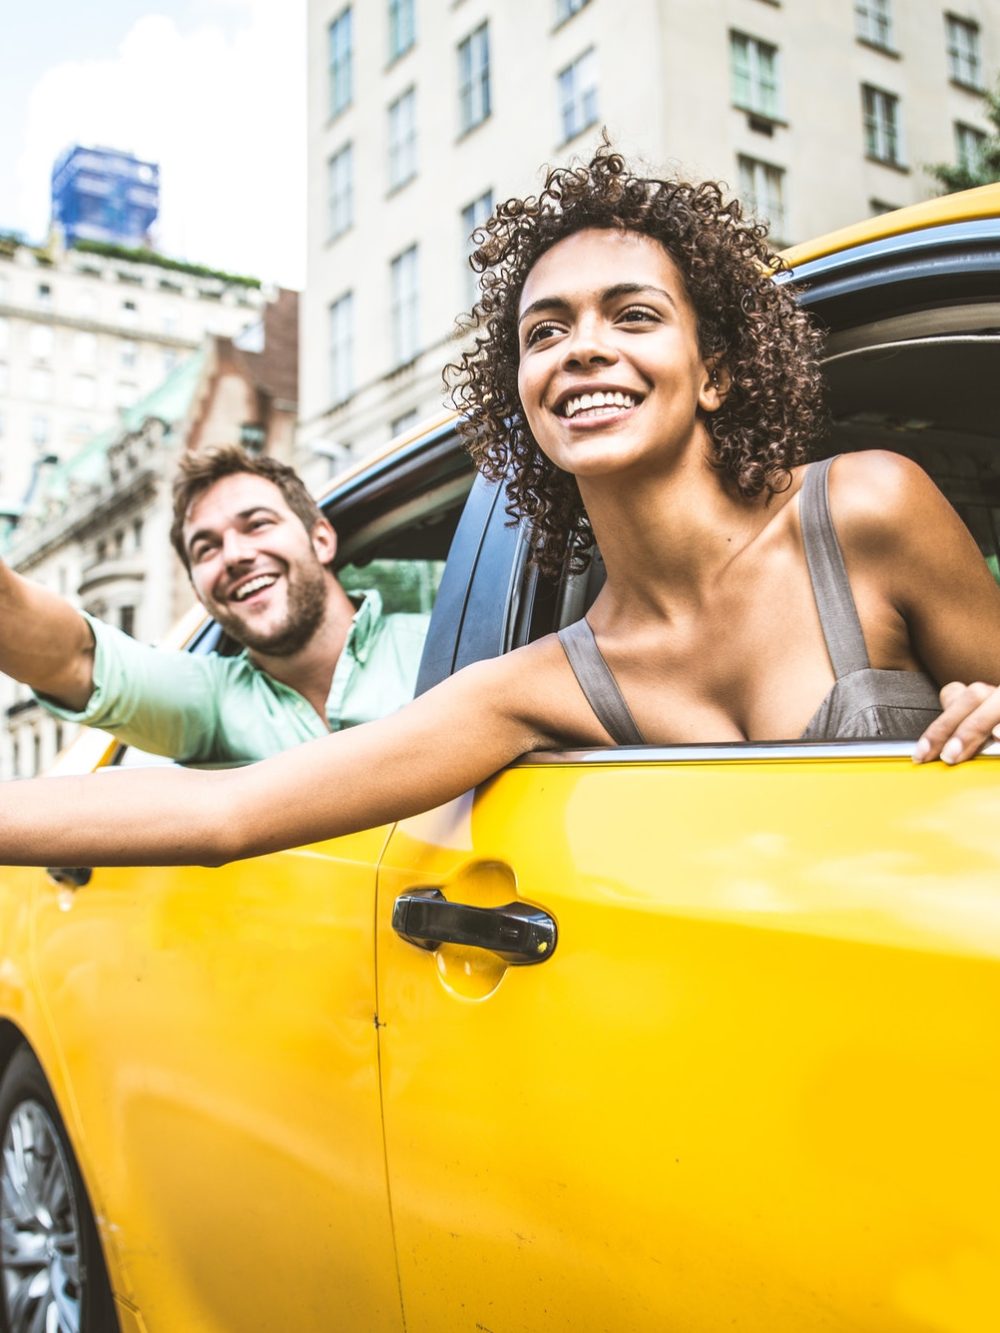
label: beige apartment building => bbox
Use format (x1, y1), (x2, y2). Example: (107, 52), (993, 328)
(301, 0), (998, 477)
(0, 237), (267, 516)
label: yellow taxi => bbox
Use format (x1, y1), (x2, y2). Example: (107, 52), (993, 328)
(1, 185), (999, 1332)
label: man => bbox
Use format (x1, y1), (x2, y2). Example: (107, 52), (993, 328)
(0, 447), (429, 765)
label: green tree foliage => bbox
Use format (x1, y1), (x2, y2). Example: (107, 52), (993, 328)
(928, 79), (1000, 192)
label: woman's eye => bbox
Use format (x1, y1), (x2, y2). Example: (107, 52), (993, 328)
(619, 305), (658, 324)
(525, 321), (560, 346)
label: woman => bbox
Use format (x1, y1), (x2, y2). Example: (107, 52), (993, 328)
(2, 146), (999, 868)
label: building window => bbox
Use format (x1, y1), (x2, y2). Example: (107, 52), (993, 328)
(862, 84), (903, 165)
(29, 325), (53, 360)
(556, 0), (591, 23)
(458, 23), (491, 133)
(955, 121), (987, 172)
(29, 368), (52, 401)
(73, 331), (97, 365)
(558, 48), (599, 143)
(389, 0), (416, 60)
(388, 88), (418, 190)
(329, 7), (354, 118)
(329, 291), (354, 406)
(390, 407), (420, 437)
(327, 142), (354, 238)
(730, 31), (781, 120)
(390, 246), (419, 367)
(0, 317), (7, 353)
(120, 340), (138, 371)
(946, 14), (982, 89)
(461, 189), (494, 307)
(119, 606), (135, 637)
(30, 415), (49, 447)
(36, 283), (52, 308)
(72, 374), (97, 409)
(122, 299), (138, 326)
(737, 155), (787, 241)
(855, 0), (894, 50)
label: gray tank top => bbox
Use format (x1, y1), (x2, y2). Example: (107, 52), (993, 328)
(557, 456), (943, 744)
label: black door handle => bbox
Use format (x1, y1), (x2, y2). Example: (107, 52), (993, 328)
(392, 889), (557, 965)
(46, 867), (92, 889)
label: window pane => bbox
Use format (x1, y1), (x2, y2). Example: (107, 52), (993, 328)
(388, 88), (418, 189)
(862, 84), (902, 164)
(329, 291), (354, 405)
(461, 189), (494, 307)
(458, 23), (491, 132)
(946, 15), (982, 87)
(389, 0), (416, 60)
(390, 246), (419, 366)
(855, 0), (893, 48)
(730, 31), (781, 118)
(737, 155), (787, 240)
(559, 47), (599, 142)
(328, 143), (354, 237)
(329, 8), (354, 117)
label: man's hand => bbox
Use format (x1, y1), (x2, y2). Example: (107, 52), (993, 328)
(0, 560), (96, 710)
(912, 680), (1000, 766)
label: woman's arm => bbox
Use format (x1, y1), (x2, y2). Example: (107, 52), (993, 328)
(830, 451), (1000, 763)
(0, 651), (558, 868)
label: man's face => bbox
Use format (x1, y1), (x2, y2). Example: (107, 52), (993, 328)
(182, 473), (337, 657)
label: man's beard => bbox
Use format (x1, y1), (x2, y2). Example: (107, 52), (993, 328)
(215, 563), (330, 658)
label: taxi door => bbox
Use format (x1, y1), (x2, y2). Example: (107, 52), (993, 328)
(32, 828), (403, 1333)
(375, 747), (1000, 1333)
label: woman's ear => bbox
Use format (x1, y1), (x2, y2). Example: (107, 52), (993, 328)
(699, 361), (731, 413)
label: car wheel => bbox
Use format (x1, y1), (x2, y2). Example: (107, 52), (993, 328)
(0, 1046), (118, 1333)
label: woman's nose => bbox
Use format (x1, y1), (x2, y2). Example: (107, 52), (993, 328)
(561, 316), (616, 368)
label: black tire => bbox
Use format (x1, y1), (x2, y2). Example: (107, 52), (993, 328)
(0, 1045), (119, 1333)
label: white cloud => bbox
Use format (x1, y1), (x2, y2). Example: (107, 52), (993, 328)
(16, 1), (305, 287)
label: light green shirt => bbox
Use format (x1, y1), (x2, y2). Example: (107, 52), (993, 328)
(39, 592), (429, 765)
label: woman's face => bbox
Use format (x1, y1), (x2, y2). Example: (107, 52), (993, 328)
(516, 227), (723, 479)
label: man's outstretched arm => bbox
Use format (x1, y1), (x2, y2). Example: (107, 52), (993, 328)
(0, 560), (96, 711)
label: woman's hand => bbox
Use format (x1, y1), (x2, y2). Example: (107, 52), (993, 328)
(913, 681), (1000, 765)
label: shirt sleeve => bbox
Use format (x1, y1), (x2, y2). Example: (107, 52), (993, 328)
(34, 613), (221, 762)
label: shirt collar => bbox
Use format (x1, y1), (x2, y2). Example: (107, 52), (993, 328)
(343, 589), (383, 665)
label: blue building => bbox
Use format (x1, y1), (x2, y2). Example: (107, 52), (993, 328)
(51, 146), (159, 249)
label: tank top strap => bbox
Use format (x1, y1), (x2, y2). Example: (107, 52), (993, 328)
(799, 456), (871, 679)
(557, 618), (645, 746)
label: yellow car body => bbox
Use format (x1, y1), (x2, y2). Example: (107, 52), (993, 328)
(1, 188), (999, 1332)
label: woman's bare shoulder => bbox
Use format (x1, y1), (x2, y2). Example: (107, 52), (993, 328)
(468, 630), (616, 750)
(825, 449), (952, 555)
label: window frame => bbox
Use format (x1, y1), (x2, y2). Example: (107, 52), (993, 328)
(861, 83), (904, 167)
(390, 245), (420, 368)
(557, 47), (600, 144)
(388, 0), (416, 62)
(327, 142), (354, 240)
(855, 0), (895, 52)
(328, 7), (354, 120)
(729, 30), (783, 121)
(945, 13), (982, 90)
(457, 22), (491, 135)
(388, 87), (418, 192)
(328, 290), (355, 408)
(737, 154), (788, 243)
(461, 189), (494, 308)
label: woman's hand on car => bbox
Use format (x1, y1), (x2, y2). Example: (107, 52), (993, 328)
(913, 680), (1000, 765)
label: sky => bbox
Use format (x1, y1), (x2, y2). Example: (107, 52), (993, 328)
(0, 0), (305, 288)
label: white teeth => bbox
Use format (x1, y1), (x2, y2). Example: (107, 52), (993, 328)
(233, 575), (277, 601)
(561, 391), (637, 419)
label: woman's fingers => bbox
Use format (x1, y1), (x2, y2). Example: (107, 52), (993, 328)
(912, 681), (1000, 764)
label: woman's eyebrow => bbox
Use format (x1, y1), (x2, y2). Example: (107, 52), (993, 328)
(518, 283), (676, 325)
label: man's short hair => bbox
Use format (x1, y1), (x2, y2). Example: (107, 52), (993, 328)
(170, 446), (327, 572)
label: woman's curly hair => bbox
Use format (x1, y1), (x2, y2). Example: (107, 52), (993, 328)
(444, 142), (826, 577)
